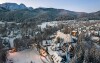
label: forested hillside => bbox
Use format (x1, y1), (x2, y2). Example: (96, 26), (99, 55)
(0, 3), (100, 22)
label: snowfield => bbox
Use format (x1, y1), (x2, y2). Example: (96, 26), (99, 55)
(6, 47), (51, 63)
(38, 21), (58, 29)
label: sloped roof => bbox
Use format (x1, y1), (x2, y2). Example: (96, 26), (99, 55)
(54, 31), (74, 43)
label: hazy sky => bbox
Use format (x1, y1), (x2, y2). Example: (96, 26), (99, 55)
(0, 0), (100, 12)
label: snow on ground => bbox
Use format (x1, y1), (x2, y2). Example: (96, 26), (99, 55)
(38, 21), (58, 29)
(9, 37), (15, 48)
(2, 37), (15, 48)
(0, 22), (21, 25)
(91, 36), (99, 41)
(0, 21), (5, 24)
(5, 31), (22, 48)
(7, 47), (50, 63)
(54, 31), (74, 43)
(38, 21), (70, 29)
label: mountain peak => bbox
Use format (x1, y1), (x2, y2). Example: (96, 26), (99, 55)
(0, 3), (28, 10)
(20, 3), (26, 7)
(19, 3), (27, 9)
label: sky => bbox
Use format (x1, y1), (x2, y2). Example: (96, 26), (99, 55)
(0, 0), (100, 13)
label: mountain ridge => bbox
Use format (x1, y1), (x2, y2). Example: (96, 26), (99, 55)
(0, 3), (100, 22)
(0, 3), (33, 10)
